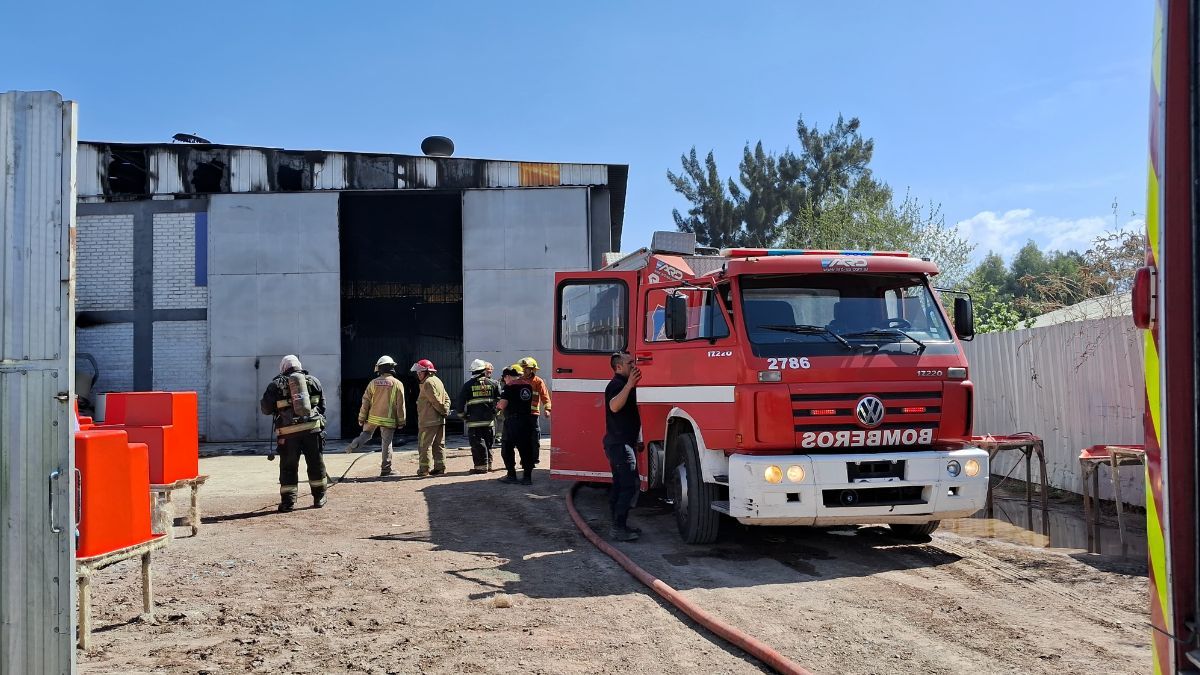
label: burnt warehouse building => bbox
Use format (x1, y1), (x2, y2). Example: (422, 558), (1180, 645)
(74, 140), (628, 441)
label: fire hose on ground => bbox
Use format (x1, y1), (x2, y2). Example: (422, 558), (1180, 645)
(565, 482), (814, 675)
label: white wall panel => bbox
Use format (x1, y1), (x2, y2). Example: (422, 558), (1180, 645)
(207, 193), (341, 440)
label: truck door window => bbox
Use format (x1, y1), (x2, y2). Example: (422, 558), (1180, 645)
(645, 287), (730, 342)
(558, 281), (627, 353)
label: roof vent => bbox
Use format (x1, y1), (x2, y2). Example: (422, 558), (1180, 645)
(420, 136), (455, 157)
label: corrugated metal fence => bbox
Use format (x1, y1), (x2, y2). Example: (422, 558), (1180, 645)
(962, 317), (1146, 505)
(0, 90), (76, 674)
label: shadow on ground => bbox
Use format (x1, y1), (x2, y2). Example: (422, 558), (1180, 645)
(357, 471), (961, 603)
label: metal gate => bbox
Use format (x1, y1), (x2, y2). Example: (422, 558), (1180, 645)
(0, 90), (77, 674)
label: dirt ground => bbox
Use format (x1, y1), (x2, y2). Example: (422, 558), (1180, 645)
(78, 440), (1151, 675)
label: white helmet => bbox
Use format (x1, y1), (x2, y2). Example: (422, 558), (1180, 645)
(280, 355), (302, 374)
(469, 358), (488, 373)
(375, 355), (396, 369)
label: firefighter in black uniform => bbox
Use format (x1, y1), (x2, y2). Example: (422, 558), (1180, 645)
(458, 359), (501, 474)
(260, 354), (328, 511)
(497, 364), (537, 485)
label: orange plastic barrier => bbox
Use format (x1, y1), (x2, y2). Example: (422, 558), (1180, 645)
(72, 397), (94, 430)
(100, 392), (199, 484)
(75, 430), (154, 558)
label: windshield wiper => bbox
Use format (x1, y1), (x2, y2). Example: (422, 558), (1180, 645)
(840, 328), (927, 353)
(757, 324), (854, 351)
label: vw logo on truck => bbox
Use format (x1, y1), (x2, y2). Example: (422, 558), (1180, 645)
(855, 395), (885, 428)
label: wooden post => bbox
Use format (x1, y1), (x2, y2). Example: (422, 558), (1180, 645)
(151, 491), (173, 541)
(189, 483), (200, 537)
(141, 552), (153, 618)
(77, 571), (91, 650)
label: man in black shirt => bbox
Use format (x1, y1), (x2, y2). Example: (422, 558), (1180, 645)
(604, 351), (642, 541)
(497, 365), (537, 485)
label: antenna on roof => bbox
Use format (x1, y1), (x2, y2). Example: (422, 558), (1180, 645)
(172, 133), (211, 144)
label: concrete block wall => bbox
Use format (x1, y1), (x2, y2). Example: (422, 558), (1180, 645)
(153, 212), (207, 309)
(76, 214), (133, 311)
(75, 202), (211, 436)
(152, 320), (209, 435)
(76, 323), (134, 407)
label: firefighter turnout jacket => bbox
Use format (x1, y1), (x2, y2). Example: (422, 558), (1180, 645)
(358, 373), (406, 429)
(417, 374), (451, 428)
(458, 374), (500, 429)
(260, 370), (326, 438)
(529, 374), (552, 417)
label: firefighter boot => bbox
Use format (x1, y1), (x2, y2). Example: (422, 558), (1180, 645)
(313, 489), (327, 508)
(609, 526), (639, 542)
(499, 471), (519, 484)
(279, 486), (298, 512)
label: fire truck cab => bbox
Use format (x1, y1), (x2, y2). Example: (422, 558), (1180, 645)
(551, 232), (989, 543)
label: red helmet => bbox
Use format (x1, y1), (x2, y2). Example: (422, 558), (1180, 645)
(410, 359), (437, 373)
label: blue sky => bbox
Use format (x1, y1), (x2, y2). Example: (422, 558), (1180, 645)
(3, 1), (1152, 265)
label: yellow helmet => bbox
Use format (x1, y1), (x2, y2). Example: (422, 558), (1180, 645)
(519, 357), (539, 371)
(508, 363), (524, 376)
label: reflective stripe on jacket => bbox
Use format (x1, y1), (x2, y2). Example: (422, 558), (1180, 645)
(458, 375), (500, 428)
(358, 374), (406, 428)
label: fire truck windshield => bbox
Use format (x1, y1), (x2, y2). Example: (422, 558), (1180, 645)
(740, 273), (955, 357)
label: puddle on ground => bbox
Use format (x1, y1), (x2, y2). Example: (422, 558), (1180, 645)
(942, 491), (1148, 559)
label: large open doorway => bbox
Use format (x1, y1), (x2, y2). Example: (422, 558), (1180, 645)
(339, 192), (463, 436)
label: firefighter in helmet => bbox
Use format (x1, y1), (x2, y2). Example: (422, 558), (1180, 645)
(519, 356), (551, 461)
(343, 355), (406, 476)
(458, 358), (500, 473)
(259, 355), (328, 511)
(412, 359), (451, 477)
(497, 364), (537, 485)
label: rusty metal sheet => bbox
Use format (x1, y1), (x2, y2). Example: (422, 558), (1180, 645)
(519, 162), (561, 186)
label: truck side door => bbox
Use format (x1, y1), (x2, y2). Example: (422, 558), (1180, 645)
(550, 271), (638, 482)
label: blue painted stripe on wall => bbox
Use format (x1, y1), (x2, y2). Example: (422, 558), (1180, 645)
(195, 212), (208, 286)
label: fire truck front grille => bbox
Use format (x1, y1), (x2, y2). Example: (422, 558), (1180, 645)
(791, 390), (942, 432)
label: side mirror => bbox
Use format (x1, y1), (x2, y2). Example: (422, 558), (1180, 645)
(953, 297), (975, 341)
(665, 293), (689, 340)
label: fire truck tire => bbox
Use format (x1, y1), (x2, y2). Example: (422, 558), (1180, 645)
(671, 434), (721, 544)
(889, 521), (940, 539)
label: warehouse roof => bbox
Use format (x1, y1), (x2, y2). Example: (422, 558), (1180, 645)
(77, 141), (628, 246)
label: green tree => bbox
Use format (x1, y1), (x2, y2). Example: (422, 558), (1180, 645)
(667, 148), (742, 248)
(1007, 240), (1050, 301)
(970, 283), (1027, 333)
(669, 114), (974, 278)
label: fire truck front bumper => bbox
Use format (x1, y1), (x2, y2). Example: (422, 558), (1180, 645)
(724, 448), (989, 526)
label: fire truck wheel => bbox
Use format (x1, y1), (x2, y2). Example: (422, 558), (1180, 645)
(671, 433), (721, 544)
(888, 521), (940, 539)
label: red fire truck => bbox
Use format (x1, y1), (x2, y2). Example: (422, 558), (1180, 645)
(1131, 0), (1198, 670)
(551, 233), (988, 543)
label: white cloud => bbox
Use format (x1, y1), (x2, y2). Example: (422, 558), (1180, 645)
(955, 209), (1143, 263)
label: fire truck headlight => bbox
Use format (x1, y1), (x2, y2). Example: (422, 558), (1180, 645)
(764, 465), (783, 484)
(946, 460), (962, 477)
(964, 459), (981, 477)
(786, 465), (805, 483)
